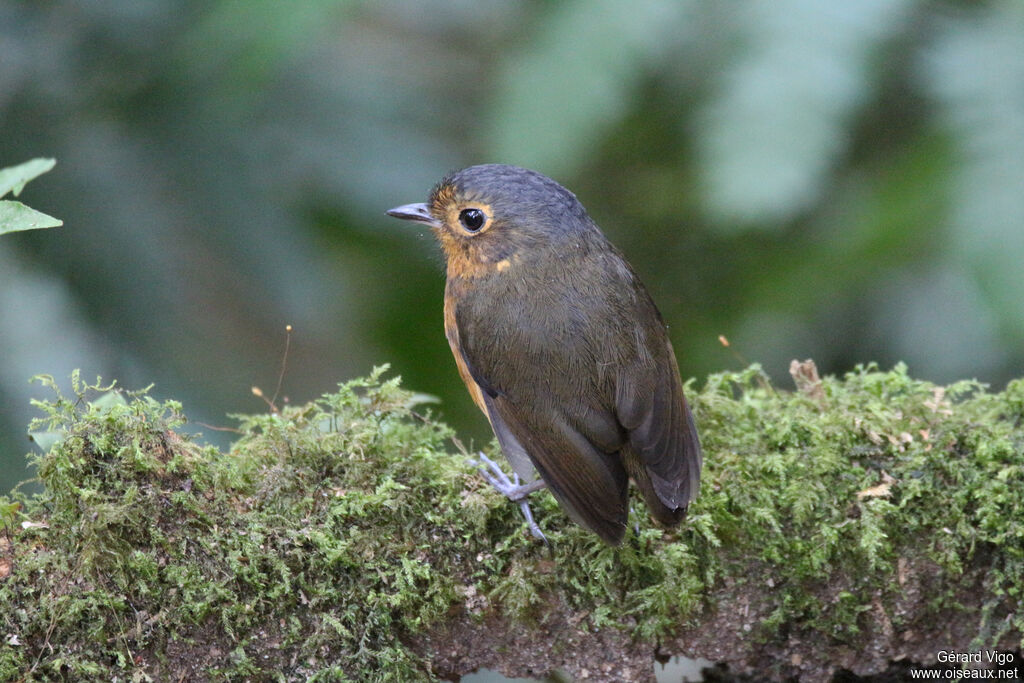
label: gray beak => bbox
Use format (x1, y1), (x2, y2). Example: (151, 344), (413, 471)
(385, 202), (441, 228)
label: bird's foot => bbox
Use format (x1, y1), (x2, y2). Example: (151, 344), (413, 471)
(474, 453), (546, 501)
(470, 452), (548, 542)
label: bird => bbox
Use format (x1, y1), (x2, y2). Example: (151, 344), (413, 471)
(386, 164), (701, 545)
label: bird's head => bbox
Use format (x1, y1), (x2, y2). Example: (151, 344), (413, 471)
(386, 164), (594, 278)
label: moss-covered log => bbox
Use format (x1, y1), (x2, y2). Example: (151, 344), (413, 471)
(0, 364), (1022, 681)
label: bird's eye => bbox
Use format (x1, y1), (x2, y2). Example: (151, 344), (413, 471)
(459, 208), (486, 232)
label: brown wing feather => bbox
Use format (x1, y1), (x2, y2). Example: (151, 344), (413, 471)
(489, 395), (629, 544)
(445, 290), (536, 482)
(616, 337), (702, 523)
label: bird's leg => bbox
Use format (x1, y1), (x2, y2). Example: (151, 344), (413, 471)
(475, 453), (546, 501)
(471, 452), (548, 541)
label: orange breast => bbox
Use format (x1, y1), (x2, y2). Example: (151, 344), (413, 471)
(443, 287), (487, 416)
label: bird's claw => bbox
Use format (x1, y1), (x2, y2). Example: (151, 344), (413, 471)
(469, 452), (547, 542)
(472, 452), (545, 501)
(517, 498), (546, 543)
(474, 452), (517, 494)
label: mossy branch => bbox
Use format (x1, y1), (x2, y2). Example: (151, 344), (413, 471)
(1, 363), (1022, 681)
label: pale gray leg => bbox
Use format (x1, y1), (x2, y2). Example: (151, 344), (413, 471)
(471, 452), (547, 542)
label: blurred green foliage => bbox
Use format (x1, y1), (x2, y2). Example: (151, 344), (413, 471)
(1, 1), (1022, 493)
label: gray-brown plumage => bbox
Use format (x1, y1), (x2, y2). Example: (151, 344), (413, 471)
(387, 164), (701, 544)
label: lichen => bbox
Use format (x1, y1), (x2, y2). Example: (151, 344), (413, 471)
(0, 363), (1021, 680)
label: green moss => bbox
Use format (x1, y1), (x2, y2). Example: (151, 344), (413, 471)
(0, 363), (1021, 680)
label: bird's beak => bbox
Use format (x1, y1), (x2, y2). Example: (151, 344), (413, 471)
(385, 202), (441, 228)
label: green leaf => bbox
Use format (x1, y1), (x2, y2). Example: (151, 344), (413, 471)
(0, 158), (57, 198)
(0, 200), (63, 234)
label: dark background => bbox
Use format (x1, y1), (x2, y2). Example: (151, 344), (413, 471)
(2, 0), (1022, 493)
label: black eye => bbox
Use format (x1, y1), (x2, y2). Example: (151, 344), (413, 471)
(459, 208), (486, 232)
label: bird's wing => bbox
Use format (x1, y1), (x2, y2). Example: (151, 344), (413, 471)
(615, 336), (702, 513)
(450, 328), (626, 540)
(444, 293), (536, 481)
(449, 291), (628, 542)
(487, 393), (629, 545)
(480, 393), (536, 483)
